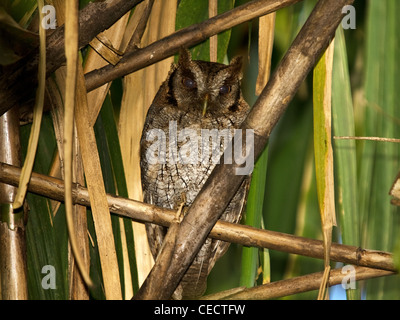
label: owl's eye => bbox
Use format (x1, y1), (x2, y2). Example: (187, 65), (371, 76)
(219, 84), (231, 95)
(182, 77), (196, 89)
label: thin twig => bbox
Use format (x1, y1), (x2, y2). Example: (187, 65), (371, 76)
(2, 163), (396, 300)
(334, 136), (400, 143)
(1, 161), (394, 275)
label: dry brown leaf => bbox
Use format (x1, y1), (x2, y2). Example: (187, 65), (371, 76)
(74, 65), (122, 299)
(209, 0), (218, 62)
(256, 13), (275, 95)
(118, 0), (177, 288)
(84, 13), (130, 125)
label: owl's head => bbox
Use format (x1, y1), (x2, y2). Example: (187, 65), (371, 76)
(168, 48), (245, 118)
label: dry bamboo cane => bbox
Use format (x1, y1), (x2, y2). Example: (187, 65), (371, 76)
(0, 162), (394, 275)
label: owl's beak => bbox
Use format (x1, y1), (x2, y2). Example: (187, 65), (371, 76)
(202, 94), (209, 116)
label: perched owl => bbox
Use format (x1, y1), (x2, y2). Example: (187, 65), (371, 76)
(140, 48), (251, 299)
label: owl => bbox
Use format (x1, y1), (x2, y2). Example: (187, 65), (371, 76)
(140, 48), (251, 299)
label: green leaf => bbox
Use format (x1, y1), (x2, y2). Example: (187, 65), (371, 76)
(361, 0), (400, 299)
(332, 27), (360, 300)
(0, 7), (38, 65)
(240, 145), (268, 288)
(263, 101), (316, 283)
(22, 114), (68, 299)
(332, 28), (359, 247)
(176, 0), (234, 63)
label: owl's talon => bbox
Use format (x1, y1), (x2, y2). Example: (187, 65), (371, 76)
(175, 192), (187, 221)
(175, 203), (184, 222)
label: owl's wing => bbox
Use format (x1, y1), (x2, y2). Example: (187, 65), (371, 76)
(143, 192), (167, 260)
(207, 175), (252, 274)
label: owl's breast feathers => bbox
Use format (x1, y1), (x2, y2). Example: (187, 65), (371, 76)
(140, 49), (251, 299)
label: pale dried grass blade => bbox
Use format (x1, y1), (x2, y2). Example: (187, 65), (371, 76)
(123, 0), (155, 52)
(74, 65), (122, 299)
(64, 0), (94, 290)
(53, 0), (122, 299)
(256, 12), (275, 96)
(317, 265), (331, 300)
(118, 1), (152, 291)
(68, 138), (90, 299)
(120, 1), (148, 51)
(119, 218), (134, 298)
(334, 136), (400, 143)
(83, 13), (132, 298)
(48, 0), (92, 299)
(12, 0), (46, 210)
(390, 172), (400, 206)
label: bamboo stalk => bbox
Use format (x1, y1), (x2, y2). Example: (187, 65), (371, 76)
(0, 162), (395, 274)
(0, 110), (28, 300)
(64, 0), (95, 292)
(204, 266), (395, 300)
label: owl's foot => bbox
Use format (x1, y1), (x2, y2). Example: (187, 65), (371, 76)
(174, 192), (187, 222)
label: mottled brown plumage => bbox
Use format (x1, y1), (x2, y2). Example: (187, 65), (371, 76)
(140, 49), (251, 299)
